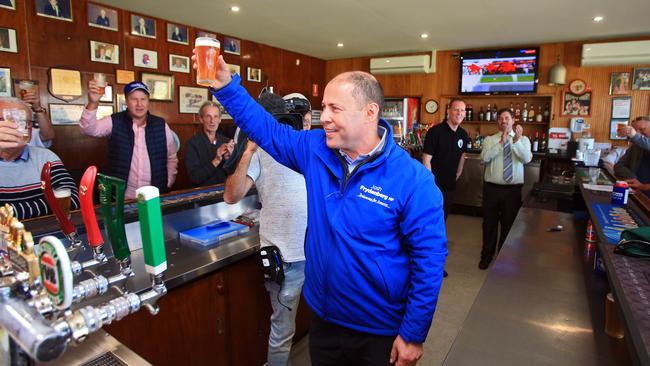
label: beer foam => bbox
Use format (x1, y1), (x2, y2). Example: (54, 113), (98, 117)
(195, 37), (220, 48)
(53, 188), (71, 198)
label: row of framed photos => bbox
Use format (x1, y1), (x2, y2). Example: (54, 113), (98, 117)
(0, 1), (242, 54)
(609, 68), (650, 94)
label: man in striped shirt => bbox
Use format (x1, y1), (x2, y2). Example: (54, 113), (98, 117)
(0, 119), (79, 219)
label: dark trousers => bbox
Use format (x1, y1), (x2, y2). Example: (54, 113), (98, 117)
(481, 182), (522, 260)
(442, 189), (455, 221)
(309, 314), (394, 366)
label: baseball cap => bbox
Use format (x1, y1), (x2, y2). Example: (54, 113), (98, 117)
(124, 81), (150, 96)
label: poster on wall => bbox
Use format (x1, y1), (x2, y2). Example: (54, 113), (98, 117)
(49, 103), (83, 124)
(48, 68), (82, 101)
(179, 86), (208, 114)
(611, 97), (631, 119)
(632, 68), (650, 90)
(561, 91), (591, 117)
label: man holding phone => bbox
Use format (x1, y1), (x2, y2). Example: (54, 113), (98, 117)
(479, 108), (532, 270)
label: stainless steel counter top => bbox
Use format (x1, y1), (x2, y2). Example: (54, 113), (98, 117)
(443, 208), (629, 365)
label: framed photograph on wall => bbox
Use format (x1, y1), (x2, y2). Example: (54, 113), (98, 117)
(211, 96), (232, 119)
(609, 72), (630, 95)
(115, 93), (126, 112)
(196, 30), (217, 39)
(133, 48), (158, 69)
(141, 72), (173, 101)
(97, 105), (113, 119)
(130, 14), (156, 38)
(87, 2), (118, 31)
(0, 27), (17, 53)
(167, 23), (188, 45)
(179, 86), (208, 114)
(611, 96), (631, 119)
(48, 68), (82, 101)
(223, 36), (241, 55)
(247, 67), (261, 82)
(561, 91), (591, 117)
(116, 69), (135, 84)
(49, 103), (83, 124)
(169, 54), (190, 73)
(36, 0), (72, 21)
(90, 40), (119, 64)
(610, 119), (629, 140)
(0, 68), (11, 97)
(632, 68), (650, 90)
(0, 0), (15, 10)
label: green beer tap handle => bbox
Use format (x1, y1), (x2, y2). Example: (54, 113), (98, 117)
(97, 174), (130, 262)
(136, 186), (167, 276)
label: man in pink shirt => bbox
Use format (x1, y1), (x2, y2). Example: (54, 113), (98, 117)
(79, 81), (178, 200)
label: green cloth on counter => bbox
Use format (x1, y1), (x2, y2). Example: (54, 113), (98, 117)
(614, 226), (650, 259)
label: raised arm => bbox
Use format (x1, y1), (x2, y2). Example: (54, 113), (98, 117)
(223, 141), (257, 204)
(79, 79), (113, 137)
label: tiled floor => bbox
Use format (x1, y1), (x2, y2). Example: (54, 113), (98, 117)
(289, 214), (489, 366)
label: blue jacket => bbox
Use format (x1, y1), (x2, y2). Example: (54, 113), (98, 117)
(213, 75), (447, 343)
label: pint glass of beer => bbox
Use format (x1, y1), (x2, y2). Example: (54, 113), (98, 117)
(195, 37), (220, 87)
(94, 73), (107, 95)
(53, 188), (72, 218)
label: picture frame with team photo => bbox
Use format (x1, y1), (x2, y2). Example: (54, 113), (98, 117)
(632, 68), (650, 90)
(167, 23), (188, 45)
(561, 90), (591, 117)
(36, 0), (72, 21)
(130, 14), (156, 38)
(0, 27), (17, 53)
(169, 54), (190, 73)
(133, 48), (158, 69)
(609, 72), (630, 95)
(141, 72), (173, 101)
(179, 86), (208, 114)
(247, 67), (261, 82)
(90, 40), (119, 64)
(87, 2), (118, 31)
(0, 0), (15, 10)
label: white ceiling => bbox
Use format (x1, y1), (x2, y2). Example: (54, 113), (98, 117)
(97, 0), (650, 60)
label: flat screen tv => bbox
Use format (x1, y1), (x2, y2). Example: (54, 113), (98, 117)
(459, 48), (539, 95)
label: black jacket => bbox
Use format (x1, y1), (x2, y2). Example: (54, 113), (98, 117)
(184, 131), (230, 187)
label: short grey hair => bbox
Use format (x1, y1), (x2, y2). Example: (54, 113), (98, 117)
(632, 116), (650, 125)
(198, 101), (222, 117)
(334, 71), (385, 113)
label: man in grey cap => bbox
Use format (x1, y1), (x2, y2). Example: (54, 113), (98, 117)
(79, 80), (178, 199)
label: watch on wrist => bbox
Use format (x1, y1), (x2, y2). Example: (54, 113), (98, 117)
(32, 106), (46, 114)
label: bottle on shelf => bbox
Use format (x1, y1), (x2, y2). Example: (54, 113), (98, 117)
(540, 133), (547, 151)
(522, 101), (528, 122)
(535, 106), (543, 122)
(466, 104), (473, 121)
(528, 103), (535, 122)
(492, 104), (498, 120)
(485, 104), (491, 122)
(478, 106), (484, 121)
(514, 103), (521, 123)
(509, 102), (514, 112)
(543, 104), (550, 122)
(467, 134), (472, 149)
(532, 131), (539, 152)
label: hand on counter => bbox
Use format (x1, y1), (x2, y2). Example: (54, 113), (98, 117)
(625, 178), (650, 192)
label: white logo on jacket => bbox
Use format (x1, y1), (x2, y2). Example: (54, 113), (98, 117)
(457, 139), (464, 148)
(358, 184), (394, 208)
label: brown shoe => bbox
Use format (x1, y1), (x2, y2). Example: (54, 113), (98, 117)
(478, 259), (490, 270)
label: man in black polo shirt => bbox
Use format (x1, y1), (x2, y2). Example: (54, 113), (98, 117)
(422, 98), (469, 278)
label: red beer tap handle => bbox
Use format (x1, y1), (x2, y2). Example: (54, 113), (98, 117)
(79, 166), (103, 248)
(40, 162), (76, 236)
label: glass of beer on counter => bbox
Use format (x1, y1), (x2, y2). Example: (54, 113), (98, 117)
(94, 73), (107, 95)
(53, 188), (71, 218)
(195, 37), (220, 87)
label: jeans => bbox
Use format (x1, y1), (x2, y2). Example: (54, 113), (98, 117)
(265, 260), (305, 366)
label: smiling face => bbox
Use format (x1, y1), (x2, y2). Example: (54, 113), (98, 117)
(126, 90), (149, 120)
(447, 100), (466, 128)
(497, 110), (514, 132)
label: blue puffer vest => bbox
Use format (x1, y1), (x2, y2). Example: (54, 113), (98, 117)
(108, 111), (168, 193)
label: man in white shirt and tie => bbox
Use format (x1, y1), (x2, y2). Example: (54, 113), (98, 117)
(479, 108), (532, 270)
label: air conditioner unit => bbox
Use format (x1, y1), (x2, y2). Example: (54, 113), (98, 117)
(581, 40), (650, 66)
(370, 51), (436, 75)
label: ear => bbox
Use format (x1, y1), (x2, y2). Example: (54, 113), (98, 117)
(365, 102), (380, 122)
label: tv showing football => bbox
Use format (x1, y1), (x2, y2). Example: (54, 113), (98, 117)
(459, 48), (539, 95)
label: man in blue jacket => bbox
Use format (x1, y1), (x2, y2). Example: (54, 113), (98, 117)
(203, 54), (447, 366)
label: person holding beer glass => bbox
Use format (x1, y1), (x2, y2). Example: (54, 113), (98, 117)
(15, 81), (55, 148)
(184, 101), (234, 187)
(79, 80), (178, 200)
(195, 46), (446, 365)
(0, 100), (79, 220)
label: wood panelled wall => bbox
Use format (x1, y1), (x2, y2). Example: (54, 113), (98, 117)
(0, 0), (325, 190)
(326, 38), (650, 145)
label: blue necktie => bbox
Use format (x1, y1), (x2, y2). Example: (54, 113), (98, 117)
(503, 139), (513, 183)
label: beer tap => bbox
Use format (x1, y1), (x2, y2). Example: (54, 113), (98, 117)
(6, 220), (40, 289)
(79, 166), (107, 264)
(97, 174), (133, 276)
(40, 162), (82, 249)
